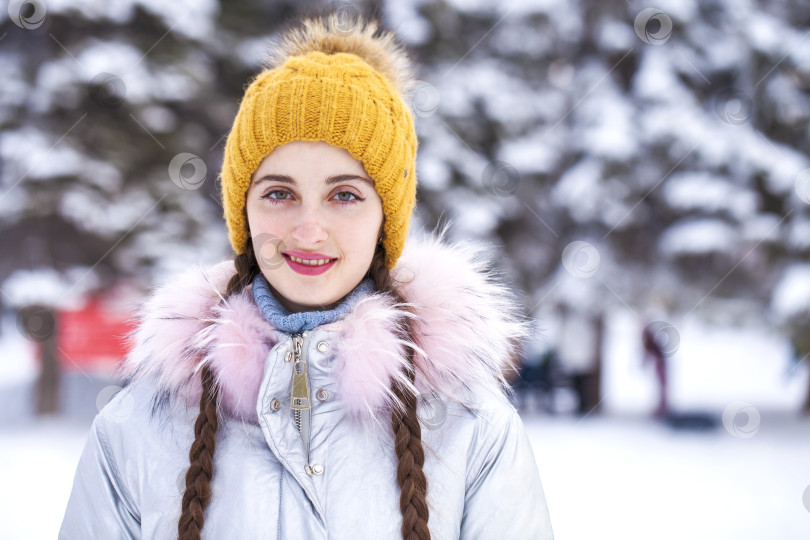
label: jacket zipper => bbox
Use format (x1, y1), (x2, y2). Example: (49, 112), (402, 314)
(290, 332), (312, 458)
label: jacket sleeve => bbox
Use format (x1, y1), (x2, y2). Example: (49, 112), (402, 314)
(460, 405), (555, 539)
(58, 414), (141, 540)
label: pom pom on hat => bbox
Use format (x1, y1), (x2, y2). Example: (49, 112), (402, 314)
(219, 13), (419, 271)
(262, 12), (417, 98)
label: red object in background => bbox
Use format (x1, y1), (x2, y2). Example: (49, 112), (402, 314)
(55, 295), (137, 373)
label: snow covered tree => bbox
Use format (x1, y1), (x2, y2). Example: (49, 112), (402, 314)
(1, 0), (808, 409)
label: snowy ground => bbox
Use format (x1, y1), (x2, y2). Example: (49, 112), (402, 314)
(0, 416), (90, 540)
(525, 410), (810, 540)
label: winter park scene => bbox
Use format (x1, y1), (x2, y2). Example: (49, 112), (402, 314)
(1, 0), (810, 539)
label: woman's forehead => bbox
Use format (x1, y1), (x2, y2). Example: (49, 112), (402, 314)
(252, 173), (374, 188)
(252, 141), (371, 183)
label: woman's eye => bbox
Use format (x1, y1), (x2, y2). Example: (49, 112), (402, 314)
(261, 190), (290, 201)
(335, 191), (359, 202)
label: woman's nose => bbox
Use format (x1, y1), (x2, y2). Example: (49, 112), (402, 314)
(290, 214), (328, 245)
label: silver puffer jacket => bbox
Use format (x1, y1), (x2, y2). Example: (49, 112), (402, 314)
(59, 231), (555, 539)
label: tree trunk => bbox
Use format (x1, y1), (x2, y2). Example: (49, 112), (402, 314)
(581, 312), (605, 414)
(803, 365), (810, 416)
(24, 306), (61, 415)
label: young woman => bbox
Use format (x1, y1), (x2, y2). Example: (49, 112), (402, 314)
(59, 12), (554, 540)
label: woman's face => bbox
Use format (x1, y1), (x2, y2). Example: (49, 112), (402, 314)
(245, 140), (383, 313)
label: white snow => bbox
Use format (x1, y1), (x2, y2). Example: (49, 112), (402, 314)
(786, 217), (810, 250)
(58, 185), (158, 237)
(573, 76), (638, 161)
(120, 220), (230, 285)
(42, 0), (135, 24)
(448, 188), (501, 236)
(0, 314), (37, 385)
(527, 411), (810, 540)
(137, 105), (178, 133)
(133, 0), (219, 41)
(658, 218), (739, 256)
(45, 0), (219, 40)
(31, 57), (84, 111)
(551, 158), (602, 222)
(2, 268), (94, 309)
(444, 0), (565, 17)
(740, 128), (810, 196)
(771, 264), (810, 319)
(0, 53), (29, 109)
(634, 47), (696, 102)
(603, 309), (808, 413)
(382, 0), (432, 45)
(596, 18), (636, 51)
(745, 13), (784, 55)
(497, 128), (559, 174)
(431, 61), (564, 127)
(551, 157), (632, 227)
(663, 171), (757, 220)
(701, 33), (747, 73)
(0, 418), (90, 540)
(234, 36), (275, 68)
(0, 128), (108, 185)
(417, 150), (453, 190)
(30, 38), (212, 112)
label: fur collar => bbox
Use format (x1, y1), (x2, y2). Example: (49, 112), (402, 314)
(118, 228), (530, 431)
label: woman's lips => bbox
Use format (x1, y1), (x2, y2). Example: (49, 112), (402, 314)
(283, 253), (337, 276)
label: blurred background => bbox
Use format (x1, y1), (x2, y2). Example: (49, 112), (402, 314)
(1, 0), (809, 538)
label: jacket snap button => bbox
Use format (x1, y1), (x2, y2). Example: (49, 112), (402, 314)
(270, 398), (280, 411)
(316, 388), (329, 402)
(317, 341), (329, 353)
(285, 351), (293, 362)
(307, 463), (324, 476)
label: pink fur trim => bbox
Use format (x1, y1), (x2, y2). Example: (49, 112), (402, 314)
(118, 228), (531, 431)
(331, 292), (418, 432)
(206, 286), (281, 424)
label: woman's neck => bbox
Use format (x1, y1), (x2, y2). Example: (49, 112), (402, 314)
(277, 294), (342, 314)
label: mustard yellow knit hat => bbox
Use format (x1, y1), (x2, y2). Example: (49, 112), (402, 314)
(218, 14), (419, 271)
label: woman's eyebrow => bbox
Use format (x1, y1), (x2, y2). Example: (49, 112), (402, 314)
(254, 174), (374, 186)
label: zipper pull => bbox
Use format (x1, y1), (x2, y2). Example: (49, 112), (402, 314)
(291, 335), (310, 410)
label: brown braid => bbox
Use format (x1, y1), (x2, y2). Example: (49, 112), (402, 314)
(390, 353), (431, 540)
(176, 237), (430, 539)
(177, 363), (220, 540)
(367, 245), (432, 539)
(177, 241), (259, 540)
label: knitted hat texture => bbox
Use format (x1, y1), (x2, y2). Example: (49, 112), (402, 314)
(219, 14), (419, 270)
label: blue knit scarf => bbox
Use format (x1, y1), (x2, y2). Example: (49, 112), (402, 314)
(252, 273), (375, 334)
